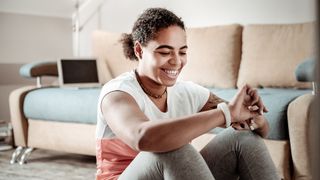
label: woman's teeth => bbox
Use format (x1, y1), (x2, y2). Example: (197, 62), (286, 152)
(164, 70), (178, 76)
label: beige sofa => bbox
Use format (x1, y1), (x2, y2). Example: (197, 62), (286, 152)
(10, 22), (315, 180)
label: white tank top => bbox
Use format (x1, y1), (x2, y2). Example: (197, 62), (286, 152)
(96, 71), (210, 139)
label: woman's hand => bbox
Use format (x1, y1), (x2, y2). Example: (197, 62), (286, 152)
(232, 116), (267, 131)
(231, 115), (269, 137)
(247, 116), (267, 131)
(228, 84), (268, 123)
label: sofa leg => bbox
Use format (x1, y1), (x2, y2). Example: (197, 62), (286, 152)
(10, 146), (24, 164)
(18, 147), (34, 165)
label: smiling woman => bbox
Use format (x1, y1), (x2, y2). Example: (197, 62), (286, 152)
(95, 8), (279, 180)
(135, 25), (187, 93)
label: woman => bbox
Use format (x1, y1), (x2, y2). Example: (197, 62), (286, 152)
(96, 8), (279, 180)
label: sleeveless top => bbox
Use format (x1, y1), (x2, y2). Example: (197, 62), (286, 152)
(96, 71), (210, 180)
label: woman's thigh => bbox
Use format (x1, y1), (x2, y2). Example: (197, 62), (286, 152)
(119, 144), (214, 180)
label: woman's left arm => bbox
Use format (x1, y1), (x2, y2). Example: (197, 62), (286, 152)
(200, 92), (270, 138)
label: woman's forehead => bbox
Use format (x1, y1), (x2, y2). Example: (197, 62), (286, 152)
(148, 26), (187, 49)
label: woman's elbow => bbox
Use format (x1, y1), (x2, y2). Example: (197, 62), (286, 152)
(135, 125), (160, 151)
(131, 125), (150, 151)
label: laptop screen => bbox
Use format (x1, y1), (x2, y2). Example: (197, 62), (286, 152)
(58, 58), (101, 87)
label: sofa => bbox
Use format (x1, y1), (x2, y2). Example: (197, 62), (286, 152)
(9, 22), (315, 180)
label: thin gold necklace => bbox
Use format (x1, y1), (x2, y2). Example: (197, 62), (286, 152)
(134, 69), (167, 99)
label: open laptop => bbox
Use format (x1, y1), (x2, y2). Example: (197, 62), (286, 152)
(57, 58), (102, 88)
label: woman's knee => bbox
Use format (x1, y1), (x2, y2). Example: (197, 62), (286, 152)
(219, 127), (264, 148)
(233, 129), (267, 151)
(214, 128), (272, 164)
(150, 144), (200, 163)
(129, 144), (214, 180)
(201, 128), (267, 161)
(134, 144), (203, 169)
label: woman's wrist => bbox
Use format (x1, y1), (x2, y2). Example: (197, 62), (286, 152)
(227, 103), (236, 124)
(217, 102), (231, 128)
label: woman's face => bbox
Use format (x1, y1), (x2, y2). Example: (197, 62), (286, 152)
(137, 25), (187, 87)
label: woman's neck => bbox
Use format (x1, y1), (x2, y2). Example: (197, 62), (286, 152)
(134, 69), (167, 99)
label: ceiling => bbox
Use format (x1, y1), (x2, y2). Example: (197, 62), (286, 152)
(0, 0), (87, 18)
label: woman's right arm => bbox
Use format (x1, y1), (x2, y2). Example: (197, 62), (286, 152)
(101, 91), (227, 153)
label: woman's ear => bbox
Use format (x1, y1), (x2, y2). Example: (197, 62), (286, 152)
(134, 41), (143, 59)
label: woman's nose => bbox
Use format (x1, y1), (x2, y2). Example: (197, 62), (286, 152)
(169, 52), (182, 66)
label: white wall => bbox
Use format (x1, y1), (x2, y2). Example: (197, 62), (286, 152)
(0, 12), (73, 121)
(77, 0), (317, 56)
(0, 12), (73, 64)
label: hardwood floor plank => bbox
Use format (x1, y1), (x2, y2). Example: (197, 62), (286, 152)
(0, 148), (96, 180)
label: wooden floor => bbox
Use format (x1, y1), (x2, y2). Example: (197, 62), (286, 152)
(0, 148), (96, 180)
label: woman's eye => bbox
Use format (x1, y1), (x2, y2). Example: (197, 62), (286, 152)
(158, 52), (170, 55)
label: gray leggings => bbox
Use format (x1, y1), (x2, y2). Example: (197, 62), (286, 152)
(119, 128), (280, 180)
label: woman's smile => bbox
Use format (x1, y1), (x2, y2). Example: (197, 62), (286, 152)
(161, 68), (180, 80)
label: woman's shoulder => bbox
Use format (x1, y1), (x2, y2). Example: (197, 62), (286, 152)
(105, 71), (135, 85)
(101, 71), (138, 93)
(99, 70), (145, 110)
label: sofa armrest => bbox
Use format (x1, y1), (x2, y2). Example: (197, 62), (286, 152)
(19, 61), (58, 78)
(9, 86), (39, 147)
(287, 93), (314, 180)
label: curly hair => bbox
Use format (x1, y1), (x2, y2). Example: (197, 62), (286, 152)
(120, 8), (185, 61)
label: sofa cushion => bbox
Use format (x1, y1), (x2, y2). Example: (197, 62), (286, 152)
(179, 24), (242, 88)
(92, 31), (138, 84)
(208, 88), (311, 140)
(237, 22), (315, 88)
(24, 87), (310, 140)
(23, 87), (100, 124)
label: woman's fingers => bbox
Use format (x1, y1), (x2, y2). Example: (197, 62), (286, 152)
(236, 84), (249, 100)
(247, 86), (269, 114)
(230, 84), (249, 109)
(248, 100), (265, 115)
(248, 105), (259, 111)
(232, 122), (250, 130)
(257, 97), (267, 115)
(247, 88), (259, 105)
(231, 84), (268, 121)
(245, 118), (257, 131)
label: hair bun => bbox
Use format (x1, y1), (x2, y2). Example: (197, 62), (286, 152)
(120, 33), (138, 61)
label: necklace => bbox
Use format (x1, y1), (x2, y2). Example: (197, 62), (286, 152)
(134, 69), (167, 99)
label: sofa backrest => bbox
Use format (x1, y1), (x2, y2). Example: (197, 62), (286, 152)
(237, 22), (315, 88)
(179, 24), (242, 88)
(92, 25), (243, 87)
(92, 30), (138, 84)
(92, 22), (315, 88)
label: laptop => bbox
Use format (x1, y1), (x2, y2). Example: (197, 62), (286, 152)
(57, 58), (102, 88)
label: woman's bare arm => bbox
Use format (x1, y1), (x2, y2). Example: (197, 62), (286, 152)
(200, 92), (226, 111)
(102, 91), (226, 153)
